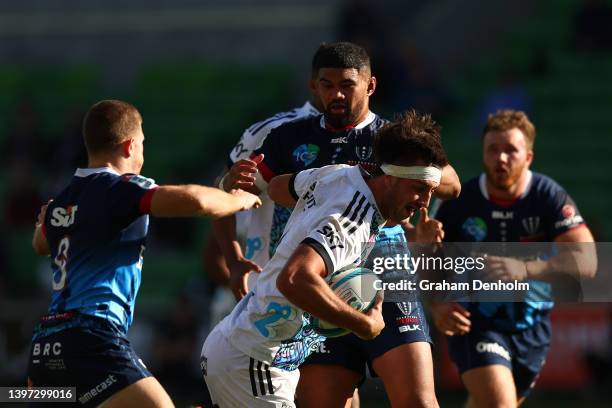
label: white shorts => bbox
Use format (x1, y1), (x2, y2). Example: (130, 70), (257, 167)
(201, 327), (299, 408)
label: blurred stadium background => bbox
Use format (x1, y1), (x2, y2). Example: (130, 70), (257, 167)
(0, 0), (610, 406)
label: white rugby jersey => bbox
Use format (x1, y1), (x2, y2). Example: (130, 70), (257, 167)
(228, 102), (320, 270)
(219, 165), (385, 370)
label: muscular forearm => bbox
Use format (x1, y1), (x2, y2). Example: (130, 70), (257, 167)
(526, 245), (597, 279)
(150, 185), (253, 218)
(279, 270), (372, 335)
(434, 164), (461, 200)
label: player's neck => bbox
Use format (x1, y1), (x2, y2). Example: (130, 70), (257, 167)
(485, 171), (530, 201)
(87, 158), (130, 175)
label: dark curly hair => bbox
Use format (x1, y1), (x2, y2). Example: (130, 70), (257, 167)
(311, 42), (371, 78)
(373, 110), (448, 171)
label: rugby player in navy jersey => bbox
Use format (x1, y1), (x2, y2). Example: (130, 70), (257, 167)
(28, 100), (261, 408)
(220, 42), (460, 408)
(432, 110), (596, 407)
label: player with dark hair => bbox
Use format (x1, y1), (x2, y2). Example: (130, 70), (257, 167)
(220, 42), (457, 407)
(28, 99), (261, 408)
(201, 110), (448, 407)
(432, 109), (596, 407)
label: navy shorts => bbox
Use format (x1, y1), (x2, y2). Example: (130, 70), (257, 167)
(27, 314), (151, 407)
(302, 301), (431, 380)
(447, 317), (551, 397)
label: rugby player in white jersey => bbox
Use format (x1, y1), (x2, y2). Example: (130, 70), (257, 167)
(200, 111), (448, 407)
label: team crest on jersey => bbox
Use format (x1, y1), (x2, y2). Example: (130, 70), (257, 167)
(462, 217), (487, 241)
(354, 145), (373, 161)
(521, 217), (541, 235)
(396, 301), (412, 316)
(293, 144), (320, 168)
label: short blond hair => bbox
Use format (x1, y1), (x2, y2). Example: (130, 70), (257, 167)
(483, 109), (536, 149)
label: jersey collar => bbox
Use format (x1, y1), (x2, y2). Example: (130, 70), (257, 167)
(479, 170), (533, 201)
(75, 167), (120, 177)
(319, 111), (376, 131)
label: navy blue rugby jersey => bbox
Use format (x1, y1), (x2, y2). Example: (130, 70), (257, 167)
(253, 112), (388, 256)
(40, 167), (157, 335)
(435, 171), (586, 331)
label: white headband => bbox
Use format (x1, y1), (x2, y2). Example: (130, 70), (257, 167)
(380, 164), (442, 183)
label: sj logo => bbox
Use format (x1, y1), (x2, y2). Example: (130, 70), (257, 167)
(50, 206), (78, 227)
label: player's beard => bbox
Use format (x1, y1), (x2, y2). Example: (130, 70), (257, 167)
(324, 98), (365, 129)
(484, 163), (525, 190)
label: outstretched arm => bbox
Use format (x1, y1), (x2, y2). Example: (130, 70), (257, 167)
(150, 185), (261, 218)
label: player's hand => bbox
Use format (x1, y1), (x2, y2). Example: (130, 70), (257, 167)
(230, 189), (262, 210)
(430, 301), (471, 336)
(36, 199), (52, 227)
(228, 257), (262, 300)
(357, 294), (385, 340)
(485, 256), (528, 281)
(416, 207), (444, 243)
(223, 154), (264, 193)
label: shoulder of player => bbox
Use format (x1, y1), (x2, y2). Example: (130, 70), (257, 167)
(528, 172), (569, 198)
(263, 115), (322, 148)
(245, 107), (311, 138)
(117, 173), (157, 190)
(273, 114), (320, 132)
(319, 172), (377, 217)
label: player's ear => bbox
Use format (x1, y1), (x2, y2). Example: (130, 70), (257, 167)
(526, 149), (534, 167)
(367, 76), (376, 96)
(121, 138), (133, 158)
(308, 78), (317, 94)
